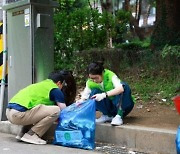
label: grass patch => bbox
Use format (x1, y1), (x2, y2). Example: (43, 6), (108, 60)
(120, 68), (179, 105)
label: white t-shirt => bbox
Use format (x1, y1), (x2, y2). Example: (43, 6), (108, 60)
(81, 75), (122, 100)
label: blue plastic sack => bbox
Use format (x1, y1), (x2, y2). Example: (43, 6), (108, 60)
(176, 126), (180, 154)
(53, 99), (96, 150)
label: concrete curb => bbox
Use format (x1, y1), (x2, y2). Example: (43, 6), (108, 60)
(96, 124), (177, 154)
(0, 121), (177, 154)
(0, 121), (21, 135)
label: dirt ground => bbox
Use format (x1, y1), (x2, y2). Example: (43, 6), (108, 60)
(124, 102), (180, 130)
(96, 102), (180, 131)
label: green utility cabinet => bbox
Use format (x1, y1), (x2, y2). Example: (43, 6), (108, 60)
(3, 0), (58, 100)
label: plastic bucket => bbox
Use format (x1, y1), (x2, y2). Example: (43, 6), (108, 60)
(173, 96), (180, 114)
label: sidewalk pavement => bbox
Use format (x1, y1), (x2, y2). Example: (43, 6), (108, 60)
(0, 132), (100, 154)
(0, 121), (177, 154)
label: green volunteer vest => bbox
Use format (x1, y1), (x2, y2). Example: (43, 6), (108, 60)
(10, 79), (58, 109)
(87, 69), (117, 99)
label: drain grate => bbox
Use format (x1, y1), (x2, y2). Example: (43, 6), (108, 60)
(95, 142), (148, 154)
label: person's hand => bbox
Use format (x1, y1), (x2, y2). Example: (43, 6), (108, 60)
(75, 99), (85, 107)
(91, 93), (106, 101)
(75, 99), (84, 104)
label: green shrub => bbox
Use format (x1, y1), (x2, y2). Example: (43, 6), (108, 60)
(115, 38), (150, 50)
(162, 45), (180, 58)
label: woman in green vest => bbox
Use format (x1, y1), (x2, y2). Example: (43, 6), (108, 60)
(78, 61), (134, 126)
(6, 70), (76, 145)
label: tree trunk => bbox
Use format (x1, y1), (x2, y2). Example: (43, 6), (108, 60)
(100, 0), (113, 48)
(124, 0), (130, 11)
(141, 0), (151, 26)
(166, 0), (180, 31)
(100, 0), (113, 13)
(124, 0), (145, 40)
(151, 0), (180, 48)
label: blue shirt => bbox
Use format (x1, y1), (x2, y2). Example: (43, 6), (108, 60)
(50, 88), (65, 103)
(7, 88), (65, 112)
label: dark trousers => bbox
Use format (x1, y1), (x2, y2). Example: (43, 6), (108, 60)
(90, 82), (134, 118)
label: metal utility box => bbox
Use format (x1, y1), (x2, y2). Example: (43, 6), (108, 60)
(3, 0), (58, 100)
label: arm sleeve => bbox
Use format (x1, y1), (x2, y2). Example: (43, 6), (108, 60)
(112, 75), (123, 88)
(81, 82), (91, 100)
(50, 88), (65, 104)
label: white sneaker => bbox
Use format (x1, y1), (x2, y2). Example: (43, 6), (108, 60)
(96, 115), (113, 123)
(16, 134), (23, 141)
(16, 130), (25, 141)
(21, 133), (47, 145)
(111, 115), (123, 126)
(16, 126), (30, 141)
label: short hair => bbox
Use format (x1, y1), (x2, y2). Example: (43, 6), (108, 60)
(87, 61), (104, 75)
(48, 70), (65, 83)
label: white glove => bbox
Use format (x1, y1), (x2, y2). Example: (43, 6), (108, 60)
(91, 93), (106, 101)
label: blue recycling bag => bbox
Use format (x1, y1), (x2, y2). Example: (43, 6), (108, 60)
(176, 126), (180, 154)
(53, 99), (96, 150)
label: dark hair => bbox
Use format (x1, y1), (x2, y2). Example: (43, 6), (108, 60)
(48, 70), (77, 106)
(48, 71), (65, 83)
(60, 70), (77, 106)
(87, 61), (104, 75)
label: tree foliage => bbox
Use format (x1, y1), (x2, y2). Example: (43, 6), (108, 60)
(54, 0), (130, 70)
(53, 0), (179, 105)
(54, 0), (180, 71)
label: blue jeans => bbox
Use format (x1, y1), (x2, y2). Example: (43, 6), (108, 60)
(90, 82), (134, 118)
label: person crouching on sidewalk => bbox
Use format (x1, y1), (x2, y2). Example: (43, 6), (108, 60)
(6, 70), (75, 145)
(77, 61), (134, 126)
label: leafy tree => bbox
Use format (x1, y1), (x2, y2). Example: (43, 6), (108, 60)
(114, 10), (131, 43)
(56, 0), (88, 12)
(54, 2), (110, 69)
